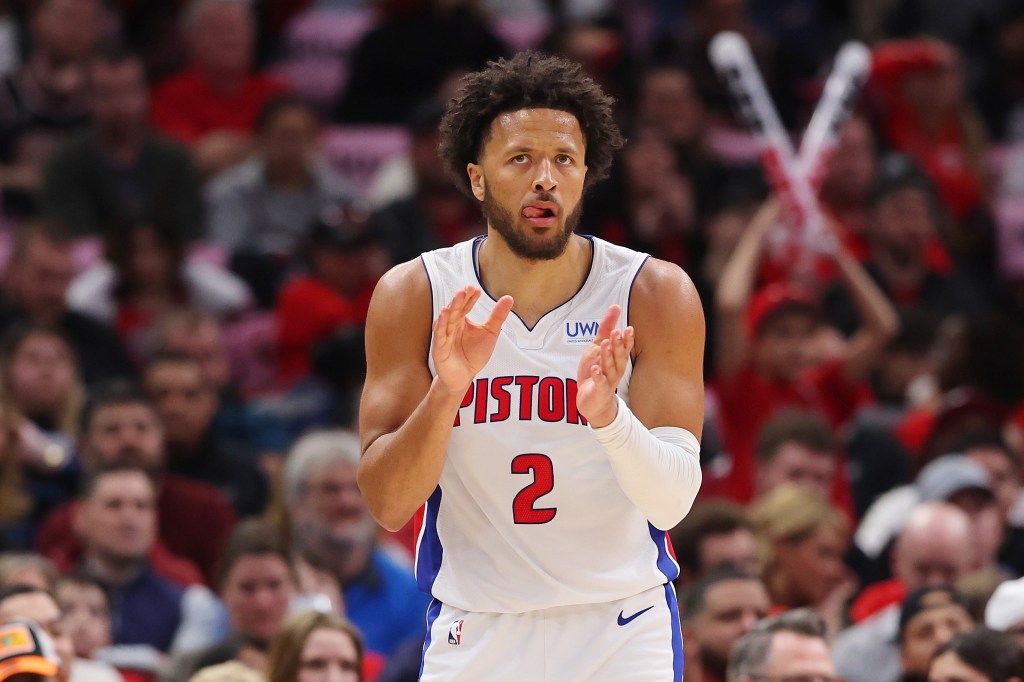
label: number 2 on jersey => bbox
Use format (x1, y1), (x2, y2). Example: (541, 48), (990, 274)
(511, 453), (556, 524)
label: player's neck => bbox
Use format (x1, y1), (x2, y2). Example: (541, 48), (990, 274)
(478, 233), (592, 327)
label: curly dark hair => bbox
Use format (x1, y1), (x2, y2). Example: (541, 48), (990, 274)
(438, 51), (624, 198)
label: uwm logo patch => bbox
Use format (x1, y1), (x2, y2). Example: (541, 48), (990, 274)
(565, 320), (599, 344)
(448, 619), (464, 645)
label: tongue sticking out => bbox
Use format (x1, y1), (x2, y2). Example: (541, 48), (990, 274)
(523, 207), (552, 218)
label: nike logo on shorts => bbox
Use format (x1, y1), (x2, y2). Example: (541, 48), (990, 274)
(617, 605), (655, 626)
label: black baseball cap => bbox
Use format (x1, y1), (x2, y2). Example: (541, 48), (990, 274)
(898, 586), (972, 641)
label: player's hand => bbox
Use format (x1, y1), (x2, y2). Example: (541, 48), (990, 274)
(432, 286), (514, 396)
(576, 304), (634, 428)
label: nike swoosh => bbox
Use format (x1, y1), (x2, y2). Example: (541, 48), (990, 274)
(617, 605), (655, 626)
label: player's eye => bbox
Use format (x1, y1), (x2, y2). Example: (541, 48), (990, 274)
(512, 154), (529, 164)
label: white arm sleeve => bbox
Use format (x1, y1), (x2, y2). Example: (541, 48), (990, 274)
(589, 395), (702, 530)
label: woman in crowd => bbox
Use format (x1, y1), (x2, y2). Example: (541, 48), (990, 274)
(266, 611), (364, 682)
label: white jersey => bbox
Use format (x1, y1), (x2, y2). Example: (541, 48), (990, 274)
(417, 235), (679, 614)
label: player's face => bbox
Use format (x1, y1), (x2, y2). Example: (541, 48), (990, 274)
(468, 108), (588, 261)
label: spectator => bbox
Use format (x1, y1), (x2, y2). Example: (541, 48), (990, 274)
(206, 96), (358, 307)
(53, 574), (124, 682)
(0, 620), (61, 682)
(142, 352), (267, 517)
(826, 155), (986, 336)
(929, 627), (1024, 682)
(35, 381), (236, 586)
(152, 310), (289, 457)
(633, 65), (721, 207)
(273, 209), (385, 391)
(957, 433), (1024, 575)
(585, 125), (700, 269)
(0, 585), (77, 682)
(149, 0), (288, 177)
(749, 485), (853, 633)
(819, 116), (880, 249)
(681, 568), (770, 682)
(727, 608), (837, 682)
(713, 199), (899, 503)
(265, 611), (365, 682)
(187, 662), (261, 682)
(0, 0), (104, 218)
(66, 217), (252, 362)
(0, 223), (134, 386)
(283, 430), (429, 657)
(0, 554), (58, 591)
(898, 586), (974, 682)
(163, 520), (297, 682)
(868, 38), (988, 227)
(0, 398), (41, 549)
(364, 98), (485, 265)
(669, 500), (760, 587)
(333, 0), (507, 124)
(835, 502), (974, 682)
(40, 48), (204, 240)
(71, 463), (220, 656)
(0, 325), (83, 446)
(985, 578), (1024, 647)
(753, 408), (842, 502)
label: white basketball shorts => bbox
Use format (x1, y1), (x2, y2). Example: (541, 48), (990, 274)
(418, 582), (684, 681)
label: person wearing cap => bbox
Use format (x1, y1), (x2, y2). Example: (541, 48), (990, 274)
(0, 588), (73, 682)
(986, 578), (1024, 648)
(0, 620), (61, 682)
(712, 196), (899, 504)
(206, 95), (359, 308)
(928, 627), (1024, 682)
(898, 586), (974, 682)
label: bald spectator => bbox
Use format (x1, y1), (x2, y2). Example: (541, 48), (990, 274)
(0, 224), (134, 386)
(149, 0), (287, 177)
(669, 500), (760, 587)
(41, 48), (204, 240)
(682, 568), (770, 682)
(835, 502), (974, 682)
(35, 381), (236, 585)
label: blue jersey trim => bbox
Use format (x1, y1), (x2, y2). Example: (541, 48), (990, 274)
(664, 582), (685, 681)
(417, 486), (444, 593)
(419, 598), (444, 680)
(648, 523), (680, 582)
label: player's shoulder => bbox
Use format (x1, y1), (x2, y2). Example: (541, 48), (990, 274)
(372, 257), (430, 300)
(367, 257), (432, 324)
(632, 256), (701, 308)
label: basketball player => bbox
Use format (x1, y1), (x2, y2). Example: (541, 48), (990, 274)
(357, 52), (704, 681)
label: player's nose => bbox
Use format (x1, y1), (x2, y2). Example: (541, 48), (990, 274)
(532, 159), (557, 192)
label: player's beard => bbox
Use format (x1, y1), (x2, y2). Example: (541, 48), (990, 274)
(482, 189), (582, 261)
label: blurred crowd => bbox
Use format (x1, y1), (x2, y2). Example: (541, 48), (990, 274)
(0, 0), (1024, 680)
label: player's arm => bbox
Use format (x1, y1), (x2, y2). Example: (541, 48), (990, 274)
(357, 261), (512, 531)
(578, 259), (706, 530)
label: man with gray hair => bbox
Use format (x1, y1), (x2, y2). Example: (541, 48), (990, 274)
(728, 609), (838, 682)
(283, 429), (429, 657)
(149, 0), (287, 176)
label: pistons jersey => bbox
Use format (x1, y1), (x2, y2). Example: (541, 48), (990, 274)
(416, 235), (680, 614)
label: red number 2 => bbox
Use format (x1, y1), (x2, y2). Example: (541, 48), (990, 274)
(511, 454), (556, 524)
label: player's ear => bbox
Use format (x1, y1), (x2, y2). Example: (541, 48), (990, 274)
(467, 163), (485, 202)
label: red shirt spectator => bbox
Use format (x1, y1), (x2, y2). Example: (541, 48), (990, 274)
(150, 68), (286, 144)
